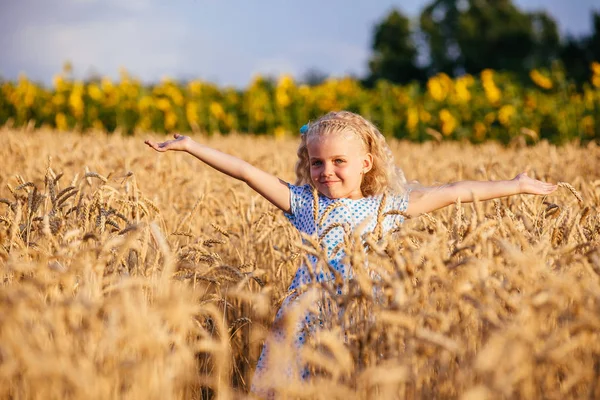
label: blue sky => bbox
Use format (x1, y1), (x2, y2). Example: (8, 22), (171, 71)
(1, 0), (598, 87)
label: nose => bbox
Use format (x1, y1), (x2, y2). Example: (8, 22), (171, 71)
(321, 162), (334, 177)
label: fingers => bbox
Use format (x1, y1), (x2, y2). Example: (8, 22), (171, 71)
(145, 134), (186, 152)
(537, 182), (557, 194)
(520, 175), (557, 195)
(540, 180), (557, 189)
(144, 139), (166, 152)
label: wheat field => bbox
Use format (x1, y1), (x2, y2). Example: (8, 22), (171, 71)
(0, 127), (599, 399)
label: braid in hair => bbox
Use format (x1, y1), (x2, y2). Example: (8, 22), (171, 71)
(294, 133), (311, 186)
(294, 111), (406, 197)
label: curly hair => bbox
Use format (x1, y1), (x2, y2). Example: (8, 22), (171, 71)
(295, 111), (406, 197)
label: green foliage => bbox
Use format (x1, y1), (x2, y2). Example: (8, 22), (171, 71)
(366, 9), (424, 85)
(560, 12), (600, 86)
(419, 0), (561, 77)
(369, 0), (597, 88)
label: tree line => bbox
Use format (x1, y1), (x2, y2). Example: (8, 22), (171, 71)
(364, 0), (600, 87)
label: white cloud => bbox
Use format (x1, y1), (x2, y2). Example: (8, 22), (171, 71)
(292, 40), (370, 76)
(3, 0), (597, 87)
(11, 14), (188, 82)
(69, 0), (151, 12)
(251, 57), (299, 79)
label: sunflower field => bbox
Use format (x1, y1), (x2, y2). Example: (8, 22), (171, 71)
(1, 62), (600, 144)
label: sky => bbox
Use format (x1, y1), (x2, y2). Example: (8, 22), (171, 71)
(1, 0), (598, 88)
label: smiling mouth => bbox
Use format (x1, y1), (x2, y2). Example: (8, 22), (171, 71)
(321, 181), (339, 186)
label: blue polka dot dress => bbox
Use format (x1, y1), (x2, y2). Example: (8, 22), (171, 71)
(252, 183), (409, 387)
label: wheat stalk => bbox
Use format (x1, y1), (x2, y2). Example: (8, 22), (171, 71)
(558, 182), (584, 205)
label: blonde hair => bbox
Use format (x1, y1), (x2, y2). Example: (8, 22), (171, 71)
(295, 111), (406, 197)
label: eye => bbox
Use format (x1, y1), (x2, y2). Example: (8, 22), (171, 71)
(334, 159), (345, 165)
(311, 160), (322, 167)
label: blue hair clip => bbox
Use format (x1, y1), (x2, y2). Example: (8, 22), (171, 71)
(299, 124), (309, 135)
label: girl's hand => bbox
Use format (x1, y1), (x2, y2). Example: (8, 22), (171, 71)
(144, 133), (191, 152)
(513, 172), (557, 195)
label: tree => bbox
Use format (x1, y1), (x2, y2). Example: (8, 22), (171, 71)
(559, 11), (600, 85)
(419, 0), (461, 76)
(302, 68), (328, 86)
(458, 1), (536, 74)
(560, 37), (590, 85)
(366, 9), (424, 85)
(419, 0), (560, 77)
(591, 12), (600, 59)
(529, 11), (561, 67)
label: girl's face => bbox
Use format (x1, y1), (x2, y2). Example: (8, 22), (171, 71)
(307, 132), (373, 199)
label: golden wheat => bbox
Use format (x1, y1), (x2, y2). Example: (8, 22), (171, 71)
(0, 128), (599, 399)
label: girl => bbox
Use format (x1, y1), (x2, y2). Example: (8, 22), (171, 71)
(145, 110), (556, 391)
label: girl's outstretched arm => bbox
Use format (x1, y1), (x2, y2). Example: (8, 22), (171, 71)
(145, 134), (291, 213)
(405, 172), (557, 217)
